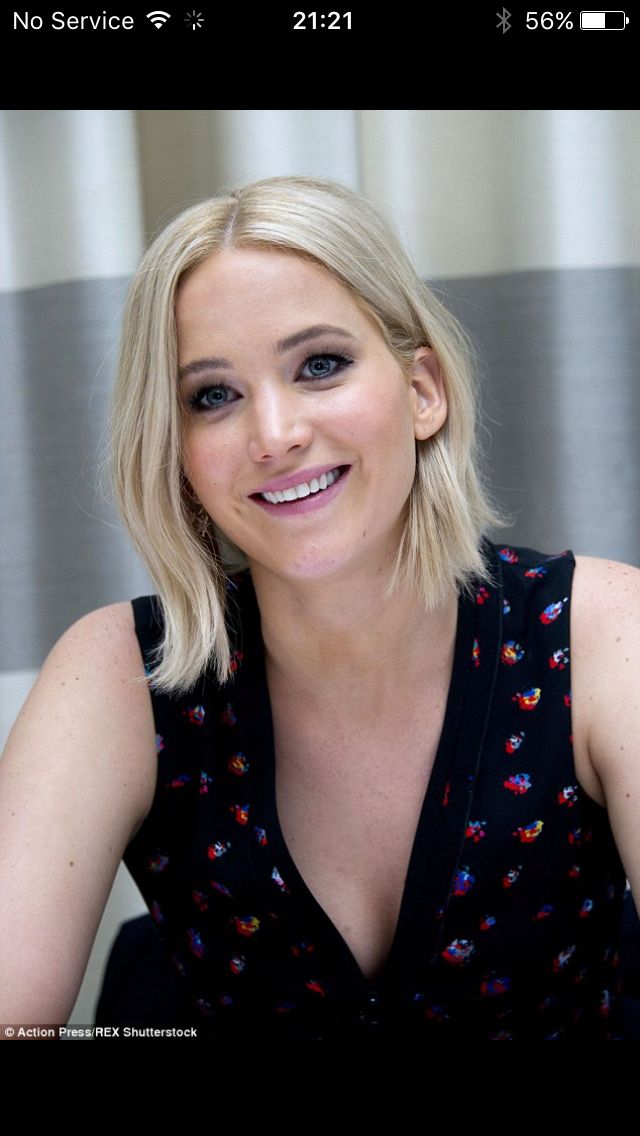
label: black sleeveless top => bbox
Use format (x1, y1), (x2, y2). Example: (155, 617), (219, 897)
(123, 543), (627, 1039)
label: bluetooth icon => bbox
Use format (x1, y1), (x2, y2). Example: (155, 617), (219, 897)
(496, 7), (512, 32)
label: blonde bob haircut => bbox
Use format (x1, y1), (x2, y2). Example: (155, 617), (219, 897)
(110, 175), (503, 696)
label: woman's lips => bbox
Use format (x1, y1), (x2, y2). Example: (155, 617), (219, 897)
(250, 465), (351, 516)
(251, 463), (349, 496)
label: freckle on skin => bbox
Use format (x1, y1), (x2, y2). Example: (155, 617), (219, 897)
(69, 861), (74, 867)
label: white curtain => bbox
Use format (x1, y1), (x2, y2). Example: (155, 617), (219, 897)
(2, 109), (638, 1024)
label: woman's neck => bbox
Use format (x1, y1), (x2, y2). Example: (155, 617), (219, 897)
(248, 558), (458, 706)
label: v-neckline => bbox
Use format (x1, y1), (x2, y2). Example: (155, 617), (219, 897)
(235, 550), (503, 994)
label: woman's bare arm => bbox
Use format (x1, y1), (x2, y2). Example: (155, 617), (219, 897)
(571, 556), (640, 914)
(0, 602), (157, 1027)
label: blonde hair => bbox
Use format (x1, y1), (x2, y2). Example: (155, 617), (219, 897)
(110, 175), (503, 695)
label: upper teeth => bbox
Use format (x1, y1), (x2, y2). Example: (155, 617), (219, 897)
(260, 467), (341, 504)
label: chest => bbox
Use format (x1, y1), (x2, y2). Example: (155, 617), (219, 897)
(269, 684), (450, 982)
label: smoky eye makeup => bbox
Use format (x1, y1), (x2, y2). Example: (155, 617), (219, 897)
(299, 351), (353, 381)
(187, 383), (237, 413)
(184, 350), (354, 415)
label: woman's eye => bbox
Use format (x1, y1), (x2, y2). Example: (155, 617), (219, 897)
(188, 384), (237, 413)
(300, 353), (351, 380)
(186, 355), (351, 413)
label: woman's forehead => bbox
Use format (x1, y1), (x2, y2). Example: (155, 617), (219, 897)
(176, 247), (374, 345)
(179, 246), (347, 301)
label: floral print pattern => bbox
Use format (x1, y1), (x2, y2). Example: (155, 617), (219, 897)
(124, 544), (626, 1038)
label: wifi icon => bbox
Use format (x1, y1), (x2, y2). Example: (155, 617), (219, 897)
(146, 10), (172, 27)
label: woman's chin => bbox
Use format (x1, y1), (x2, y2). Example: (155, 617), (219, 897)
(247, 537), (401, 589)
(248, 552), (345, 585)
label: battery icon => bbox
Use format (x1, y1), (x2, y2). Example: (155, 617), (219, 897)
(580, 11), (629, 27)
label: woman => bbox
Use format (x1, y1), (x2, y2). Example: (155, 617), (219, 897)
(1, 176), (638, 1040)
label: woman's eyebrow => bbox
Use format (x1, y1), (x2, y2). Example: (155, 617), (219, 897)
(178, 356), (230, 381)
(178, 324), (357, 382)
(276, 323), (357, 354)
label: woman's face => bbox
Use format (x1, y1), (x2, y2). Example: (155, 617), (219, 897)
(176, 246), (447, 586)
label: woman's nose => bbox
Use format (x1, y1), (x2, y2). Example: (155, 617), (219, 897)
(247, 387), (313, 463)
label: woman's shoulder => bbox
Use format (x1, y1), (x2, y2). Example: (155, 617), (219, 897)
(569, 555), (640, 913)
(571, 554), (640, 614)
(17, 604), (159, 808)
(569, 554), (640, 707)
(58, 598), (153, 672)
(64, 597), (140, 632)
(569, 554), (640, 804)
(86, 598), (141, 626)
(46, 599), (157, 742)
(84, 595), (170, 674)
(570, 556), (640, 692)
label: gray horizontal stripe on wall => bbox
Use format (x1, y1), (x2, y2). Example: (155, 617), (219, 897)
(437, 267), (639, 567)
(1, 267), (639, 673)
(1, 277), (152, 673)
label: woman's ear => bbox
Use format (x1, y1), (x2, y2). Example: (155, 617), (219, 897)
(410, 347), (448, 441)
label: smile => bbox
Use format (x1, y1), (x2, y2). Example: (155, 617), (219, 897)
(260, 467), (342, 504)
(250, 465), (350, 516)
